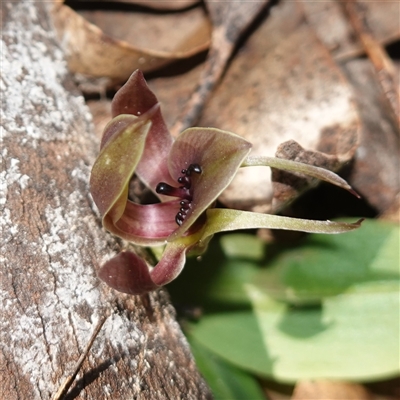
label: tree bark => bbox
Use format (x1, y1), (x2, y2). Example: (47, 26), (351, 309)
(0, 1), (212, 399)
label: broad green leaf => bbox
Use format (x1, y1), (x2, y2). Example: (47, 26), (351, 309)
(220, 233), (265, 261)
(254, 219), (399, 303)
(171, 219), (399, 382)
(189, 336), (268, 400)
(189, 310), (274, 376)
(170, 220), (398, 307)
(190, 282), (400, 382)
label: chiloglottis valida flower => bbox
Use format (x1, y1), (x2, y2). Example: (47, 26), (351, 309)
(90, 70), (362, 295)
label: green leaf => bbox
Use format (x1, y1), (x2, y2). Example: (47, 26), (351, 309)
(170, 219), (398, 308)
(190, 281), (400, 382)
(220, 233), (265, 261)
(175, 220), (399, 382)
(254, 219), (400, 303)
(189, 310), (274, 376)
(189, 336), (268, 400)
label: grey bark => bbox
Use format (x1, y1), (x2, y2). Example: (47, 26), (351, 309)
(0, 1), (212, 399)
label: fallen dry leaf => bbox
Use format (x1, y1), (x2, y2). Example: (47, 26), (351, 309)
(380, 194), (400, 224)
(170, 0), (269, 135)
(301, 0), (400, 60)
(148, 64), (204, 129)
(340, 0), (399, 124)
(199, 0), (360, 211)
(292, 380), (371, 400)
(341, 59), (400, 214)
(51, 2), (211, 81)
(78, 6), (209, 55)
(96, 0), (199, 10)
(270, 140), (342, 212)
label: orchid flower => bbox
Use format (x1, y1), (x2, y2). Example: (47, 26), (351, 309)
(90, 70), (362, 295)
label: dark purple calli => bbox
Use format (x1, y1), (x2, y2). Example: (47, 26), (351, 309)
(90, 70), (362, 295)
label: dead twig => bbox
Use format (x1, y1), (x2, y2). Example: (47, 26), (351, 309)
(52, 316), (107, 400)
(341, 0), (399, 128)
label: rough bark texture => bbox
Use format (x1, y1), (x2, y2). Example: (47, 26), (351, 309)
(0, 1), (212, 399)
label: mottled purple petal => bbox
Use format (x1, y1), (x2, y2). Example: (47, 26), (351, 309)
(112, 69), (175, 191)
(112, 70), (159, 118)
(98, 251), (158, 295)
(91, 103), (180, 245)
(90, 113), (151, 219)
(103, 200), (180, 246)
(168, 128), (252, 239)
(150, 242), (187, 286)
(98, 242), (187, 295)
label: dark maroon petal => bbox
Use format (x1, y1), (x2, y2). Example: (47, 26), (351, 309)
(111, 70), (175, 190)
(98, 242), (188, 294)
(150, 242), (187, 286)
(98, 251), (158, 295)
(112, 70), (158, 118)
(91, 104), (178, 246)
(103, 200), (180, 246)
(167, 127), (252, 239)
